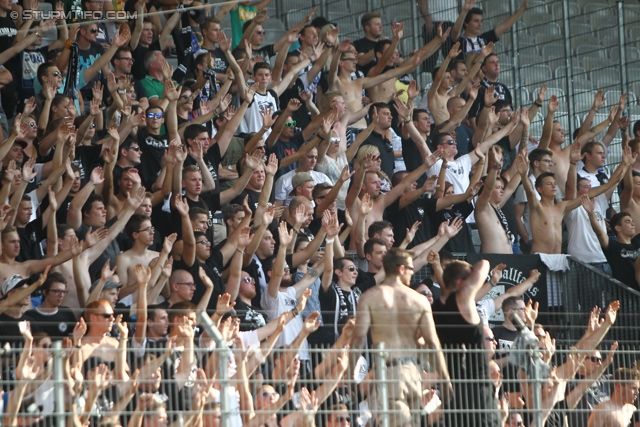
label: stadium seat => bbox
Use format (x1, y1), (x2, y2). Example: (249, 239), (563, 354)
(262, 18), (286, 31)
(523, 12), (554, 29)
(573, 90), (598, 112)
(535, 33), (562, 45)
(590, 14), (618, 29)
(569, 23), (594, 37)
(575, 45), (607, 59)
(542, 43), (566, 61)
(530, 111), (545, 139)
(582, 56), (609, 72)
(591, 69), (622, 87)
(328, 12), (357, 33)
(584, 3), (613, 16)
(603, 90), (637, 107)
(552, 1), (581, 20)
(610, 47), (640, 64)
(529, 22), (562, 39)
(555, 65), (587, 79)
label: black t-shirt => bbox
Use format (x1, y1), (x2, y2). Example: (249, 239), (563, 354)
(279, 80), (312, 132)
(0, 16), (17, 52)
(492, 325), (519, 361)
(251, 44), (276, 64)
(430, 202), (476, 253)
(171, 190), (221, 235)
(386, 197), (437, 249)
(132, 40), (161, 81)
(352, 37), (378, 76)
(137, 128), (169, 188)
(470, 79), (513, 119)
(315, 284), (359, 347)
(603, 237), (640, 290)
(355, 268), (376, 293)
(234, 299), (266, 332)
(17, 216), (45, 262)
(362, 131), (395, 179)
(0, 313), (25, 349)
(184, 143), (222, 191)
(401, 136), (430, 175)
(230, 188), (272, 216)
(73, 145), (104, 186)
(203, 47), (230, 76)
(173, 254), (225, 312)
(23, 307), (77, 340)
(268, 132), (305, 179)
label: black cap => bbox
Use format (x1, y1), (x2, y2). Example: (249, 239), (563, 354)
(311, 16), (337, 28)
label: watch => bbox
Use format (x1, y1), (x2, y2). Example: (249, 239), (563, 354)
(227, 165), (233, 171)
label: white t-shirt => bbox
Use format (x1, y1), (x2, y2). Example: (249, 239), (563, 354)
(261, 286), (309, 361)
(240, 90), (277, 139)
(577, 167), (610, 215)
(274, 169), (332, 206)
(564, 205), (608, 263)
(476, 298), (496, 326)
(427, 154), (473, 194)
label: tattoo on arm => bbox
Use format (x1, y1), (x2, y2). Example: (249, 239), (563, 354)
(308, 269), (319, 278)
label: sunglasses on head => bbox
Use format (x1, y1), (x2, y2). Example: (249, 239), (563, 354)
(284, 120), (296, 128)
(147, 112), (163, 119)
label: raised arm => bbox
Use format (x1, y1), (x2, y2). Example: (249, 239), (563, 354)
(494, 0), (528, 37)
(450, 0), (475, 40)
(582, 194), (609, 249)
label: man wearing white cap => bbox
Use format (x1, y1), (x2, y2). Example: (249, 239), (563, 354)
(274, 147), (332, 208)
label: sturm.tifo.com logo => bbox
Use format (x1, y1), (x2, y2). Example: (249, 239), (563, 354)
(15, 9), (138, 20)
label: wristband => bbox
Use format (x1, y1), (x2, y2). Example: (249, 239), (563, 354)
(291, 307), (299, 316)
(22, 178), (30, 184)
(89, 180), (97, 186)
(483, 104), (494, 109)
(534, 101), (542, 108)
(325, 237), (335, 244)
(487, 274), (497, 287)
(403, 119), (411, 124)
(236, 249), (245, 255)
(64, 39), (73, 49)
(570, 161), (577, 165)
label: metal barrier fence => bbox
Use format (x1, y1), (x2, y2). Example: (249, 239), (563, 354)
(5, 341), (640, 427)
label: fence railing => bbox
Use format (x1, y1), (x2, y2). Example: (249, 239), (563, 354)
(6, 342), (640, 427)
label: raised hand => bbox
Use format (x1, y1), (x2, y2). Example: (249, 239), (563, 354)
(391, 21), (404, 40)
(174, 194), (190, 217)
(84, 226), (108, 248)
(359, 192), (373, 215)
(115, 314), (129, 339)
(134, 263), (152, 287)
(265, 153), (278, 176)
(569, 141), (581, 164)
(592, 89), (605, 110)
(484, 85), (499, 107)
(604, 300), (620, 325)
(548, 95), (559, 114)
(405, 221), (420, 244)
(580, 194), (595, 214)
(278, 221), (294, 247)
(163, 233), (178, 254)
(536, 82), (547, 104)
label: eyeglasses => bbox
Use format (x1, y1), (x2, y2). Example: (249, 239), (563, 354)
(242, 277), (255, 283)
(49, 289), (69, 295)
(342, 57), (358, 63)
(139, 226), (155, 233)
(336, 416), (351, 422)
(147, 112), (163, 119)
(28, 121), (37, 128)
(342, 265), (357, 272)
(177, 282), (196, 288)
(330, 137), (341, 143)
(485, 336), (497, 342)
(98, 312), (115, 319)
(588, 356), (602, 363)
(442, 140), (456, 145)
(196, 239), (211, 245)
(540, 159), (554, 164)
(254, 145), (266, 151)
(129, 146), (141, 152)
(51, 71), (61, 77)
(117, 57), (134, 62)
(256, 30), (265, 35)
(90, 28), (99, 34)
(284, 121), (296, 128)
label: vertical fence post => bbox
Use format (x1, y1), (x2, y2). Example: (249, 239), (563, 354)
(618, 1), (628, 94)
(531, 350), (544, 427)
(199, 310), (232, 427)
(53, 340), (65, 427)
(562, 0), (576, 138)
(510, 0), (521, 107)
(375, 343), (390, 427)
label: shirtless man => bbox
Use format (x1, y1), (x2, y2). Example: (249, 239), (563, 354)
(116, 214), (159, 287)
(366, 22), (408, 104)
(79, 299), (127, 371)
(538, 94), (617, 198)
(328, 25), (449, 130)
(588, 368), (639, 427)
(351, 248), (452, 427)
(427, 41), (488, 125)
(516, 146), (633, 254)
(475, 148), (524, 254)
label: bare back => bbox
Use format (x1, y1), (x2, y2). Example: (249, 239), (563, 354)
(360, 283), (430, 359)
(588, 401), (636, 427)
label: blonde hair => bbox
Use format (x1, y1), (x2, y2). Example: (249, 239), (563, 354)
(355, 146), (391, 187)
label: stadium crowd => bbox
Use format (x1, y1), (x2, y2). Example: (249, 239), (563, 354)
(0, 0), (636, 425)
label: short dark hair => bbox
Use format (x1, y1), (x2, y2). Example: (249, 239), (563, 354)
(189, 207), (209, 221)
(369, 102), (389, 118)
(535, 172), (555, 190)
(42, 272), (67, 292)
(433, 132), (453, 147)
(223, 204), (244, 224)
(368, 221), (393, 239)
(125, 214), (151, 239)
(464, 7), (483, 25)
(184, 124), (209, 143)
(529, 148), (553, 167)
(111, 46), (133, 66)
(253, 62), (272, 74)
(413, 108), (428, 121)
(381, 247), (413, 276)
(37, 62), (58, 85)
(501, 296), (522, 312)
(364, 238), (387, 256)
(81, 193), (104, 217)
(442, 260), (471, 290)
(610, 211), (632, 232)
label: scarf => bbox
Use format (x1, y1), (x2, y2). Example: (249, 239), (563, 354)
(332, 283), (361, 340)
(63, 43), (79, 100)
(492, 204), (515, 244)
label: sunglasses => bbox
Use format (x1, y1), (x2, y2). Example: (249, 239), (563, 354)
(90, 123), (96, 128)
(284, 121), (296, 128)
(177, 282), (196, 288)
(49, 289), (69, 295)
(242, 277), (254, 283)
(442, 140), (456, 145)
(98, 313), (115, 319)
(52, 71), (61, 77)
(588, 356), (602, 363)
(419, 290), (432, 296)
(90, 28), (99, 34)
(41, 343), (52, 349)
(147, 112), (163, 119)
(256, 30), (265, 35)
(342, 265), (357, 272)
(485, 336), (496, 342)
(336, 416), (351, 422)
(196, 239), (211, 245)
(28, 121), (37, 128)
(372, 155), (381, 160)
(129, 146), (141, 151)
(330, 137), (341, 143)
(117, 57), (134, 62)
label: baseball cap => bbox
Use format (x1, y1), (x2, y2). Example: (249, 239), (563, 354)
(1, 275), (28, 297)
(221, 308), (239, 322)
(289, 172), (314, 196)
(89, 279), (123, 294)
(311, 17), (337, 28)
